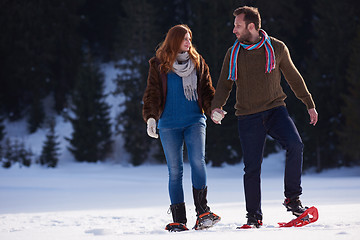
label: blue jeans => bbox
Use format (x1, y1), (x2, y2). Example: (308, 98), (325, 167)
(237, 106), (303, 217)
(159, 122), (207, 205)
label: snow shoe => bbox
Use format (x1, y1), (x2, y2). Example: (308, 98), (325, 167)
(193, 212), (221, 230)
(192, 186), (221, 230)
(278, 206), (319, 227)
(165, 202), (188, 232)
(165, 222), (189, 232)
(237, 213), (263, 229)
(283, 197), (307, 217)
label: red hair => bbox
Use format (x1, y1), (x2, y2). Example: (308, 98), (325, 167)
(156, 24), (200, 73)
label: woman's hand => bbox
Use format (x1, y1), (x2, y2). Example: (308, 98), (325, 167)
(147, 118), (158, 138)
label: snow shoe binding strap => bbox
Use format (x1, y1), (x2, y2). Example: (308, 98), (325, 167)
(238, 220), (263, 229)
(283, 197), (307, 217)
(238, 213), (263, 229)
(165, 222), (189, 232)
(278, 206), (319, 227)
(193, 212), (221, 230)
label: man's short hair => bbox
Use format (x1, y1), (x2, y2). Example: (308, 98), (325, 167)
(233, 6), (261, 30)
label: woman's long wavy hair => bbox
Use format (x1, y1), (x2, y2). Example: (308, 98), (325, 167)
(156, 24), (200, 73)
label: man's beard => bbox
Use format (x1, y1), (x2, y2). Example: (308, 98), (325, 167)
(238, 29), (252, 44)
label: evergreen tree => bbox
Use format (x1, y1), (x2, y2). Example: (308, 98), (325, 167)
(12, 139), (20, 165)
(2, 138), (13, 168)
(0, 116), (5, 142)
(45, 0), (84, 113)
(40, 118), (60, 167)
(78, 0), (125, 60)
(303, 0), (360, 170)
(67, 56), (113, 162)
(0, 144), (3, 167)
(18, 141), (32, 167)
(27, 97), (45, 133)
(0, 0), (83, 120)
(0, 118), (4, 167)
(338, 26), (360, 165)
(114, 0), (163, 166)
(1, 138), (33, 168)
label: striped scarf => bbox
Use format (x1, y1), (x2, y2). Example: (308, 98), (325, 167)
(228, 29), (275, 81)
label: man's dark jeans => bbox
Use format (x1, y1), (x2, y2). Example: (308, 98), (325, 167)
(237, 106), (304, 218)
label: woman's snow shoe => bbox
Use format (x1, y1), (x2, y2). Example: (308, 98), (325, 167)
(193, 211), (221, 230)
(165, 202), (189, 232)
(192, 187), (221, 230)
(165, 222), (189, 232)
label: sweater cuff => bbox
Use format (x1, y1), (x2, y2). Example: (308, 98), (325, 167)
(302, 96), (315, 110)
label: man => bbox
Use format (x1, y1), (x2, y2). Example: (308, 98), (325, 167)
(211, 6), (318, 228)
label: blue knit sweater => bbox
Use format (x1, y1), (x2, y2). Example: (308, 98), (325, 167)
(158, 72), (206, 129)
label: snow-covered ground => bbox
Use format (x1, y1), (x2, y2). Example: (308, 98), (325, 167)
(1, 63), (360, 239)
(1, 152), (360, 240)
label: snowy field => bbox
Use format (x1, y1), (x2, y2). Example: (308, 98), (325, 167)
(1, 63), (359, 239)
(1, 152), (360, 240)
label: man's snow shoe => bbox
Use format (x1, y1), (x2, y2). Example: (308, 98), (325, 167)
(165, 222), (189, 232)
(193, 212), (221, 230)
(237, 213), (263, 229)
(278, 206), (319, 227)
(283, 197), (307, 217)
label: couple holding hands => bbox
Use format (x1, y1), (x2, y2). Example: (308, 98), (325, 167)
(142, 6), (318, 231)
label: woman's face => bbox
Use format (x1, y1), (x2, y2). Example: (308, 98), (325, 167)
(179, 32), (191, 52)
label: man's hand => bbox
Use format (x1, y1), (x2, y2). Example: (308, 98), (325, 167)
(211, 108), (227, 124)
(146, 118), (158, 138)
(308, 108), (318, 126)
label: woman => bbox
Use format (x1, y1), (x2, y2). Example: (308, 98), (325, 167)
(142, 24), (220, 232)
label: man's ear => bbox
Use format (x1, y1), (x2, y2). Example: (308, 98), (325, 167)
(248, 22), (255, 31)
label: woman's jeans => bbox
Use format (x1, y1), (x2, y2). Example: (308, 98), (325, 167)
(237, 106), (304, 218)
(159, 122), (207, 205)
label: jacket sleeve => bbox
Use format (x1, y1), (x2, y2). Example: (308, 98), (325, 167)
(198, 56), (215, 117)
(142, 58), (162, 122)
(279, 43), (315, 109)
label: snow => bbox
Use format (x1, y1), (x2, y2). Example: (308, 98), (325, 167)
(1, 152), (360, 240)
(1, 63), (360, 239)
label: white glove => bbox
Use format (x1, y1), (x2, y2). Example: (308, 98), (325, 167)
(211, 109), (227, 124)
(146, 118), (158, 138)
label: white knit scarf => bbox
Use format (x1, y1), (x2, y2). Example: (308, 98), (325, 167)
(172, 52), (198, 101)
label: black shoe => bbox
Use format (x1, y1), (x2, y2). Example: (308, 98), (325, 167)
(247, 214), (263, 228)
(238, 213), (263, 229)
(283, 197), (308, 217)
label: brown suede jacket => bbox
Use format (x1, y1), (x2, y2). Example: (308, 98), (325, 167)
(142, 56), (215, 122)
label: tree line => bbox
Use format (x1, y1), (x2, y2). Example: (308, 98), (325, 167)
(1, 0), (359, 170)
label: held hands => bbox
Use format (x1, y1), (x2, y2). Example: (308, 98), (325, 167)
(211, 108), (227, 124)
(211, 107), (317, 126)
(308, 108), (318, 126)
(146, 118), (158, 138)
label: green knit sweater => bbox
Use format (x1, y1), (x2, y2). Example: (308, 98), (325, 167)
(211, 37), (315, 116)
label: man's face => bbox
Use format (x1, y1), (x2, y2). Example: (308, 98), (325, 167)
(233, 14), (251, 43)
(179, 32), (191, 52)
